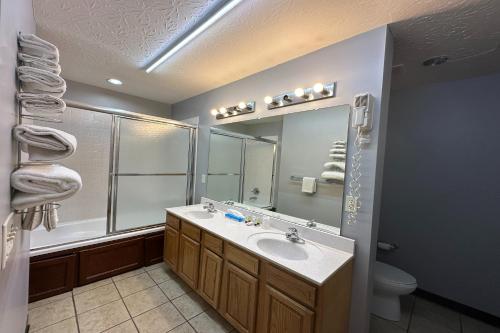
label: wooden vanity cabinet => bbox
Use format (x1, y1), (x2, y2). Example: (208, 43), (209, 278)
(164, 214), (353, 333)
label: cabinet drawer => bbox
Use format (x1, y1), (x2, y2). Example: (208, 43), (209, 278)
(202, 232), (223, 256)
(181, 221), (201, 241)
(264, 263), (316, 308)
(166, 214), (180, 230)
(225, 243), (259, 276)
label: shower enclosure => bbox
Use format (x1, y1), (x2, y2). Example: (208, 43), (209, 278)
(30, 101), (196, 250)
(206, 129), (276, 209)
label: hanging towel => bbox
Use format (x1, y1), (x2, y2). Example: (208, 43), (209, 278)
(321, 171), (345, 182)
(329, 148), (347, 154)
(301, 177), (317, 194)
(329, 153), (346, 160)
(13, 124), (77, 161)
(323, 161), (345, 171)
(18, 34), (59, 62)
(17, 92), (66, 115)
(43, 204), (59, 231)
(21, 205), (44, 231)
(11, 164), (82, 210)
(18, 53), (61, 75)
(17, 66), (66, 97)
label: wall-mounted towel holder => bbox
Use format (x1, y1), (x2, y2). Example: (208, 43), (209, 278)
(14, 202), (60, 224)
(290, 175), (343, 185)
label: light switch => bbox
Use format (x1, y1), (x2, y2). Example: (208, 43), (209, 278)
(201, 174), (207, 184)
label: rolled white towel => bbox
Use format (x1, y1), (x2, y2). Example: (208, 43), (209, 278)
(333, 140), (346, 146)
(323, 161), (345, 171)
(13, 124), (77, 161)
(329, 153), (346, 160)
(17, 92), (66, 115)
(17, 66), (66, 97)
(18, 34), (59, 62)
(18, 53), (61, 75)
(330, 148), (346, 154)
(320, 171), (345, 182)
(11, 164), (82, 210)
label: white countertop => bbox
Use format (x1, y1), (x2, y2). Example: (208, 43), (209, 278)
(166, 204), (354, 285)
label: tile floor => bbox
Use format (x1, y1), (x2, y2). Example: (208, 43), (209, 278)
(28, 263), (235, 333)
(370, 295), (500, 333)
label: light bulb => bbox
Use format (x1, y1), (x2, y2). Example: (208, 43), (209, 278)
(264, 96), (273, 104)
(106, 78), (123, 85)
(210, 108), (218, 116)
(238, 101), (247, 109)
(313, 83), (324, 93)
(294, 88), (305, 98)
(219, 107), (227, 114)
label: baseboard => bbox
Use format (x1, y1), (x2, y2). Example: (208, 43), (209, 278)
(414, 288), (500, 328)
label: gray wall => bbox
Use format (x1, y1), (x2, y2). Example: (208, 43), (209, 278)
(379, 72), (500, 317)
(173, 26), (393, 333)
(65, 80), (172, 117)
(0, 0), (35, 332)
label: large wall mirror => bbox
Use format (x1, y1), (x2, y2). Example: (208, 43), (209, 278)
(204, 105), (350, 233)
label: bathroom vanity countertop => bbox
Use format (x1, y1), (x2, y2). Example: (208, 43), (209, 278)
(166, 204), (354, 285)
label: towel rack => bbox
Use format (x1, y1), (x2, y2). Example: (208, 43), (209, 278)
(289, 175), (344, 185)
(14, 203), (60, 224)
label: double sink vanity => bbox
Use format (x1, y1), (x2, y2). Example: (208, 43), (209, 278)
(163, 200), (355, 333)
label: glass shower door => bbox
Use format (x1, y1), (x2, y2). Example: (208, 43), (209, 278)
(112, 117), (194, 232)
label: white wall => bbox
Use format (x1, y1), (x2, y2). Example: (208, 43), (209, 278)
(173, 26), (394, 333)
(0, 0), (35, 332)
(379, 72), (500, 317)
(65, 80), (172, 117)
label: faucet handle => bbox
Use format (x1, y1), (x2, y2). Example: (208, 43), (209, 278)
(288, 227), (298, 233)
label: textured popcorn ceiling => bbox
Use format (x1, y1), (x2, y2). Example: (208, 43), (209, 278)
(34, 0), (500, 103)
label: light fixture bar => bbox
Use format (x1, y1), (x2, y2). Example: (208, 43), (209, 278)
(264, 82), (336, 110)
(211, 101), (255, 119)
(145, 0), (243, 73)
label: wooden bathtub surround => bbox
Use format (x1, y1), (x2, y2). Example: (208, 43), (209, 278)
(164, 214), (353, 333)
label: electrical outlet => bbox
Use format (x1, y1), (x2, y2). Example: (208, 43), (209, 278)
(345, 196), (357, 213)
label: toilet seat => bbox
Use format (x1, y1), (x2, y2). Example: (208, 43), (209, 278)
(374, 261), (416, 287)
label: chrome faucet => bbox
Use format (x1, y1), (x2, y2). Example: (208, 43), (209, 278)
(224, 200), (234, 206)
(203, 202), (216, 213)
(306, 219), (317, 228)
(286, 227), (304, 243)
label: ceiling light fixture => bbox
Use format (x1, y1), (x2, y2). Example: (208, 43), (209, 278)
(145, 0), (243, 73)
(265, 82), (336, 110)
(211, 101), (255, 119)
(107, 78), (123, 85)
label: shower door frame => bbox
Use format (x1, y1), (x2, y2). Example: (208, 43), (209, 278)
(65, 100), (197, 236)
(207, 128), (278, 209)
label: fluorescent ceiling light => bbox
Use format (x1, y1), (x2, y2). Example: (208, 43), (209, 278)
(107, 78), (123, 85)
(145, 0), (242, 73)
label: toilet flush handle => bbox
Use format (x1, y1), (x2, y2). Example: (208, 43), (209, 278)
(377, 241), (399, 252)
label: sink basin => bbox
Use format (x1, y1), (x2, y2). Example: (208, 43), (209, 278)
(185, 210), (214, 220)
(247, 232), (322, 261)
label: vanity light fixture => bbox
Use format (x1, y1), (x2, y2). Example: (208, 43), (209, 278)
(212, 101), (255, 120)
(145, 0), (243, 73)
(106, 78), (123, 85)
(265, 82), (336, 110)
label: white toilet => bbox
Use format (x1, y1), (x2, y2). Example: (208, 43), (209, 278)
(372, 261), (417, 321)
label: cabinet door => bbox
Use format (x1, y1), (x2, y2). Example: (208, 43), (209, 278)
(220, 262), (258, 333)
(178, 234), (200, 288)
(164, 226), (179, 271)
(198, 247), (223, 308)
(260, 285), (314, 333)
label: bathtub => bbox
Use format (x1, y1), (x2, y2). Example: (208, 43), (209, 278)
(30, 217), (164, 257)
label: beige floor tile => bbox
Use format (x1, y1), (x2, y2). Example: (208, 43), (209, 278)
(410, 297), (460, 333)
(115, 272), (156, 297)
(370, 315), (407, 333)
(112, 268), (146, 282)
(461, 315), (500, 333)
(31, 317), (78, 333)
(77, 299), (130, 333)
(73, 278), (113, 296)
(133, 302), (186, 333)
(28, 297), (75, 332)
(74, 283), (121, 314)
(29, 292), (73, 310)
(147, 265), (176, 284)
(169, 322), (196, 333)
(158, 278), (192, 300)
(189, 310), (233, 333)
(172, 292), (209, 320)
(103, 319), (138, 333)
(123, 285), (168, 317)
(145, 262), (167, 271)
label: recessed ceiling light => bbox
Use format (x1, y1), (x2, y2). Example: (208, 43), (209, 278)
(145, 0), (243, 73)
(106, 78), (123, 85)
